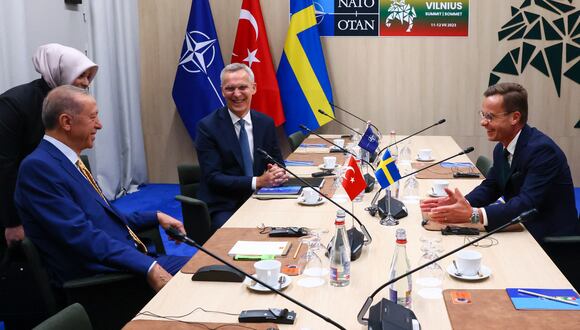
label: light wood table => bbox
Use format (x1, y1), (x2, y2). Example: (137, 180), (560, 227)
(133, 136), (572, 329)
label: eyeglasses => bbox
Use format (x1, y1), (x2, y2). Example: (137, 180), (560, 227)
(478, 110), (510, 122)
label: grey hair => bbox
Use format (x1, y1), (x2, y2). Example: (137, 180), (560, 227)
(220, 63), (255, 85)
(42, 85), (90, 130)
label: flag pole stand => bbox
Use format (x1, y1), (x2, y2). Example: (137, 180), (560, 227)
(379, 187), (399, 226)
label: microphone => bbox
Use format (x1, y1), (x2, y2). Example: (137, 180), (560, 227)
(318, 109), (363, 137)
(299, 124), (376, 192)
(165, 227), (346, 330)
(257, 148), (372, 261)
(376, 119), (446, 156)
(328, 102), (381, 134)
(367, 146), (475, 218)
(357, 209), (538, 328)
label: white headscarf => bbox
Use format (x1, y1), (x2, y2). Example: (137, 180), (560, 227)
(32, 43), (98, 89)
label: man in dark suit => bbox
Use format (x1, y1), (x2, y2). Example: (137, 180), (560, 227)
(420, 82), (578, 242)
(14, 85), (189, 291)
(196, 63), (288, 229)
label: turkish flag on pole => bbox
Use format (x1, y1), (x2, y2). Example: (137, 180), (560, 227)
(232, 0), (285, 126)
(342, 156), (367, 201)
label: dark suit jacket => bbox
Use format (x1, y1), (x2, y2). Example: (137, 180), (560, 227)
(466, 125), (579, 241)
(196, 107), (284, 216)
(14, 140), (157, 285)
(0, 78), (50, 228)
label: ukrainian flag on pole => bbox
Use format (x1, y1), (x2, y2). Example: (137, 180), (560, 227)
(277, 0), (334, 136)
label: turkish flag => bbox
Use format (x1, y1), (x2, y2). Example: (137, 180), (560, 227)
(232, 0), (285, 126)
(342, 156), (367, 201)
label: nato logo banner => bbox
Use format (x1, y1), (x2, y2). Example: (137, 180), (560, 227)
(315, 0), (469, 37)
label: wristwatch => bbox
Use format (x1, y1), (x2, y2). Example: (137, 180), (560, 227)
(470, 207), (480, 224)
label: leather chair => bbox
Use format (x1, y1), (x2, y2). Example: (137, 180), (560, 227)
(542, 218), (580, 292)
(176, 164), (212, 245)
(33, 303), (92, 330)
(475, 155), (492, 178)
(288, 130), (307, 152)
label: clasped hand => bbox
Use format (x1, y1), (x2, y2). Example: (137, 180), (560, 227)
(420, 187), (472, 223)
(257, 164), (289, 188)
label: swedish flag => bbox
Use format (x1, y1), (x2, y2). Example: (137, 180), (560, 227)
(375, 150), (401, 189)
(277, 0), (334, 136)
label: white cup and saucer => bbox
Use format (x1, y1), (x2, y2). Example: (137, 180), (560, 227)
(417, 149), (434, 162)
(429, 180), (449, 197)
(244, 260), (291, 291)
(298, 187), (324, 206)
(447, 250), (491, 281)
(319, 156), (338, 171)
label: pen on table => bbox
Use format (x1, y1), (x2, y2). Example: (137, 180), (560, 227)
(517, 289), (579, 306)
(293, 241), (303, 259)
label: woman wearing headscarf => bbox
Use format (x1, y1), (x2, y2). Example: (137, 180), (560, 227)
(0, 43), (98, 248)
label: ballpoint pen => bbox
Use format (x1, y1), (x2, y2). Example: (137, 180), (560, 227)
(517, 289), (579, 306)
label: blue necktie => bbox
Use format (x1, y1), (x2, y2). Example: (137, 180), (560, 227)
(238, 119), (253, 177)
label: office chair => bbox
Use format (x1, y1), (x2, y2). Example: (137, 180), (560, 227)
(288, 130), (307, 152)
(542, 222), (580, 292)
(176, 164), (212, 245)
(475, 155), (492, 178)
(33, 303), (92, 330)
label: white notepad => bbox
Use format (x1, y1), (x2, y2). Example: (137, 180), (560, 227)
(227, 241), (290, 256)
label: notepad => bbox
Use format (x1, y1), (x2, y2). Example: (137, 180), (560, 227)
(506, 288), (580, 310)
(255, 186), (301, 195)
(227, 241), (291, 257)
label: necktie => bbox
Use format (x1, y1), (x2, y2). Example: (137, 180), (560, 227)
(501, 148), (511, 185)
(238, 119), (253, 177)
(76, 160), (148, 253)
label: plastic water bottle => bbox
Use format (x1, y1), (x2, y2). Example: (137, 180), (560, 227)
(388, 228), (412, 307)
(329, 210), (351, 287)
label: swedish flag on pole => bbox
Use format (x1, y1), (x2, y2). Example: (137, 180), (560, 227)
(375, 150), (401, 189)
(277, 0), (334, 136)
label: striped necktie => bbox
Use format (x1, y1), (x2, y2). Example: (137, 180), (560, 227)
(76, 159), (148, 253)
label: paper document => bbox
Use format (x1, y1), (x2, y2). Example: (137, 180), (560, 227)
(228, 241), (290, 256)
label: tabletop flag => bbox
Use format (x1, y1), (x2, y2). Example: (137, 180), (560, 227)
(375, 150), (401, 189)
(232, 0), (285, 126)
(342, 156), (367, 201)
(358, 124), (380, 153)
(277, 0), (334, 136)
(172, 0), (225, 140)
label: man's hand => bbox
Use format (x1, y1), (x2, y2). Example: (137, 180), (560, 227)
(146, 263), (172, 292)
(157, 212), (185, 244)
(4, 225), (25, 247)
(428, 188), (472, 223)
(256, 164), (289, 188)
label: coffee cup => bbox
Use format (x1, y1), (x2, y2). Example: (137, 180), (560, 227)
(332, 139), (345, 149)
(418, 149), (432, 160)
(431, 180), (449, 196)
(254, 260), (281, 287)
(302, 187), (319, 204)
(455, 250), (482, 276)
(323, 156), (336, 169)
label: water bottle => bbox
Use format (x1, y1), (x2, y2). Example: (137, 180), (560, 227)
(388, 228), (412, 307)
(329, 210), (351, 287)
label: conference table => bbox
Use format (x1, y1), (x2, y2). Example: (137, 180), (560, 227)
(130, 135), (573, 329)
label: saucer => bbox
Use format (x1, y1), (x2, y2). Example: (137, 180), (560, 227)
(297, 196), (325, 206)
(244, 274), (292, 292)
(416, 157), (435, 162)
(318, 164), (339, 171)
(428, 192), (447, 198)
(447, 264), (491, 281)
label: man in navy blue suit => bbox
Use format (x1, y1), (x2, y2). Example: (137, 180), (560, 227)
(14, 85), (189, 291)
(421, 82), (578, 242)
(196, 63), (288, 229)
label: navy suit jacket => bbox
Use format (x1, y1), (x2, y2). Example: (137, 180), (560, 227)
(466, 125), (579, 241)
(196, 107), (284, 216)
(14, 140), (157, 285)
